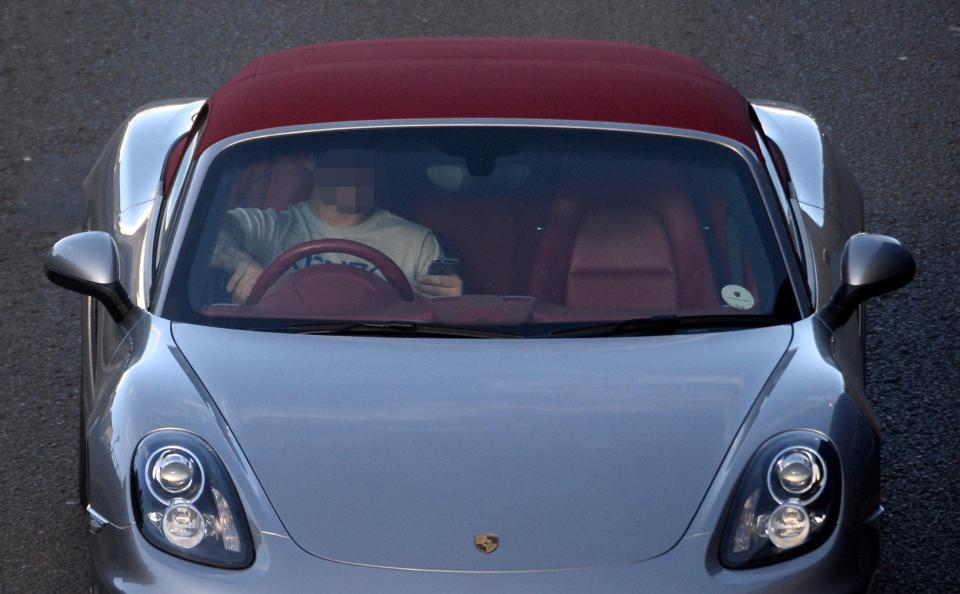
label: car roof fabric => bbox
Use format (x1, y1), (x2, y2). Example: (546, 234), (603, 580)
(198, 37), (760, 156)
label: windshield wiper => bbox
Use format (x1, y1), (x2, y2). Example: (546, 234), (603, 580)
(548, 314), (783, 338)
(254, 321), (522, 339)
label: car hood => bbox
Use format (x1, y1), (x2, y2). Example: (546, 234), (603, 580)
(172, 322), (792, 571)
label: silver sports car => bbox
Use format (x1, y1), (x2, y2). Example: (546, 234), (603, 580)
(46, 38), (915, 592)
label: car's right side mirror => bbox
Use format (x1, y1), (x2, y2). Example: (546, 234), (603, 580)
(819, 233), (916, 328)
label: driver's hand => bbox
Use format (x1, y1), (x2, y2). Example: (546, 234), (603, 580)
(416, 273), (463, 298)
(227, 259), (264, 304)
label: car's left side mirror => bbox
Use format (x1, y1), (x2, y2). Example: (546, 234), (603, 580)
(819, 233), (916, 328)
(45, 231), (135, 323)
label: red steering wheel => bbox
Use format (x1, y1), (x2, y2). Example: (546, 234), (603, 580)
(247, 239), (415, 305)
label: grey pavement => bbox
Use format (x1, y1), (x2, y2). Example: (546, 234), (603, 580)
(1, 1), (958, 591)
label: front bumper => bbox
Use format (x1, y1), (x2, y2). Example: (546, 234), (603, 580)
(90, 513), (879, 593)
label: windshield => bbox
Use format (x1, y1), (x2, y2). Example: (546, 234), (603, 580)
(164, 126), (800, 336)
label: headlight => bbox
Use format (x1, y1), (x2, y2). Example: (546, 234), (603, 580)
(133, 431), (254, 568)
(720, 431), (841, 568)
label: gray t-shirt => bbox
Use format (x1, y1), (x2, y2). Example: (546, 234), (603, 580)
(224, 202), (442, 286)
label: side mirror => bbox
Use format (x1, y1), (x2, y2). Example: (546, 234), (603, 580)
(819, 233), (916, 328)
(45, 231), (134, 323)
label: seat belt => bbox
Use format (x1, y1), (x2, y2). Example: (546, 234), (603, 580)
(689, 189), (730, 293)
(725, 209), (746, 287)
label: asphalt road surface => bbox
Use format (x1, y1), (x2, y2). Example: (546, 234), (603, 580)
(1, 1), (958, 592)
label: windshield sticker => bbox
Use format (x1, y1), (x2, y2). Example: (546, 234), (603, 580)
(721, 284), (756, 310)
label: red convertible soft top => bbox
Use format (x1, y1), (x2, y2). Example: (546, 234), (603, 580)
(198, 38), (760, 155)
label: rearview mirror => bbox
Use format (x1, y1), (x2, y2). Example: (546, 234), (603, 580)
(45, 231), (134, 323)
(819, 233), (916, 328)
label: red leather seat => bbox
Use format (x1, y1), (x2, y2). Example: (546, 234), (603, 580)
(565, 204), (679, 309)
(529, 188), (720, 311)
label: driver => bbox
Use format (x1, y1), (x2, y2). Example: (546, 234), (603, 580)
(211, 149), (464, 303)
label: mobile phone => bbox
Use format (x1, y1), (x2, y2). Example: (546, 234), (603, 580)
(428, 257), (460, 276)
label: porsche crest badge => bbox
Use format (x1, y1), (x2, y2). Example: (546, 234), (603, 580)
(474, 533), (499, 554)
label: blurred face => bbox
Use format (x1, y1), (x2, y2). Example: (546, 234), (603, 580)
(314, 167), (376, 214)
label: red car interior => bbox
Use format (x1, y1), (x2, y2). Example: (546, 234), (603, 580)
(526, 156), (724, 311)
(208, 146), (759, 321)
(528, 192), (722, 311)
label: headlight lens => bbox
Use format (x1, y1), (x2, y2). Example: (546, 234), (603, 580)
(769, 447), (825, 502)
(162, 501), (206, 548)
(153, 450), (198, 495)
(133, 431), (254, 568)
(720, 431), (840, 568)
(766, 501), (810, 549)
